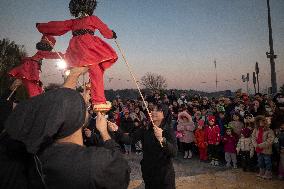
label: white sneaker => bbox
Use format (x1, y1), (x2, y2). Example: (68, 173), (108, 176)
(214, 160), (219, 166)
(210, 160), (215, 165)
(184, 151), (188, 159)
(187, 151), (192, 159)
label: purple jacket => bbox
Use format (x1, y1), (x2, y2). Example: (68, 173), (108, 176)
(222, 134), (237, 153)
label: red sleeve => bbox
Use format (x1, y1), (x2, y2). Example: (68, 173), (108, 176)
(37, 20), (73, 36)
(91, 16), (113, 39)
(222, 136), (226, 143)
(204, 128), (208, 142)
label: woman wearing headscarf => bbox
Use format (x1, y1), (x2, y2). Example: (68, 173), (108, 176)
(0, 88), (130, 189)
(108, 103), (178, 189)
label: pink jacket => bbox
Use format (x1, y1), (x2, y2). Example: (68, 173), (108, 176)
(177, 111), (195, 143)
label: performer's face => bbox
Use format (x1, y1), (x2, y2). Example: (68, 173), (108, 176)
(151, 107), (164, 122)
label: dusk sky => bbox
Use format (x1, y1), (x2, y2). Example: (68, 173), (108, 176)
(0, 0), (283, 93)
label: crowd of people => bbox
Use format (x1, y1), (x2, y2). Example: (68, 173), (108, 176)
(83, 90), (284, 180)
(1, 82), (284, 189)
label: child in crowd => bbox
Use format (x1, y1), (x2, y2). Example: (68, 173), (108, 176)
(120, 108), (134, 155)
(252, 115), (275, 179)
(216, 110), (228, 137)
(277, 121), (284, 179)
(177, 111), (195, 159)
(205, 115), (221, 166)
(237, 127), (254, 171)
(229, 112), (244, 138)
(222, 127), (238, 168)
(133, 118), (143, 155)
(193, 111), (202, 124)
(243, 111), (255, 131)
(195, 120), (208, 161)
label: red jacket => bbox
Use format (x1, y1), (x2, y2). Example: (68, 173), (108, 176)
(205, 125), (221, 145)
(37, 16), (117, 70)
(9, 51), (62, 81)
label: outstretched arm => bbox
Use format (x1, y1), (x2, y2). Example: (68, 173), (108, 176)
(37, 20), (73, 36)
(108, 121), (143, 145)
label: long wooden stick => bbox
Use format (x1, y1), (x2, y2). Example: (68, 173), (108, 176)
(6, 86), (18, 101)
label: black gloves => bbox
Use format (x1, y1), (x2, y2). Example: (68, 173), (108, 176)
(112, 30), (117, 39)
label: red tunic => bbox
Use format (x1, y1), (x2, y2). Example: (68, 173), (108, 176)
(9, 51), (62, 97)
(36, 16), (117, 70)
(9, 51), (63, 81)
(195, 128), (207, 149)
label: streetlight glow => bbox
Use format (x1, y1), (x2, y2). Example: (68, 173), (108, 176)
(65, 70), (70, 76)
(56, 60), (67, 70)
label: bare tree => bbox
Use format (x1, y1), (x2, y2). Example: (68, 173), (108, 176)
(141, 72), (167, 90)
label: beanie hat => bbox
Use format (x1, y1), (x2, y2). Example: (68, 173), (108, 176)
(208, 115), (215, 123)
(241, 127), (251, 138)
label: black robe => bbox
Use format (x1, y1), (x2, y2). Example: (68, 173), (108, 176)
(38, 139), (130, 189)
(115, 122), (177, 189)
(1, 88), (130, 189)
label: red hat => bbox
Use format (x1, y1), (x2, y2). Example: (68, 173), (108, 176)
(41, 35), (56, 46)
(208, 115), (215, 123)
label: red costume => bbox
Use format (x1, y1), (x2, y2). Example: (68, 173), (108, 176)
(9, 36), (62, 97)
(37, 15), (117, 104)
(195, 128), (208, 160)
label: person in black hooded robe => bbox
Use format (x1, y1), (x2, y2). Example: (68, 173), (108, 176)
(108, 103), (178, 189)
(0, 87), (130, 189)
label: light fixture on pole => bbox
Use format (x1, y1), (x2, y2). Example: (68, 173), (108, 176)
(56, 60), (68, 82)
(56, 60), (67, 70)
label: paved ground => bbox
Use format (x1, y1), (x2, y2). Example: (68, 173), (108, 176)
(124, 153), (284, 189)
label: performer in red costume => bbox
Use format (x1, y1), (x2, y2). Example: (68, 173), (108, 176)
(9, 35), (63, 97)
(36, 0), (117, 112)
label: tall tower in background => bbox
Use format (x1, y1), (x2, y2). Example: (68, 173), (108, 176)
(266, 0), (277, 93)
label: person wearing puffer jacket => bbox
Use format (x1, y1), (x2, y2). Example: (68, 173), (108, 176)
(177, 111), (195, 159)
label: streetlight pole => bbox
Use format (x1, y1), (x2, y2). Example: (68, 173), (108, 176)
(255, 62), (260, 93)
(266, 0), (277, 94)
(253, 72), (257, 94)
(214, 60), (218, 92)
